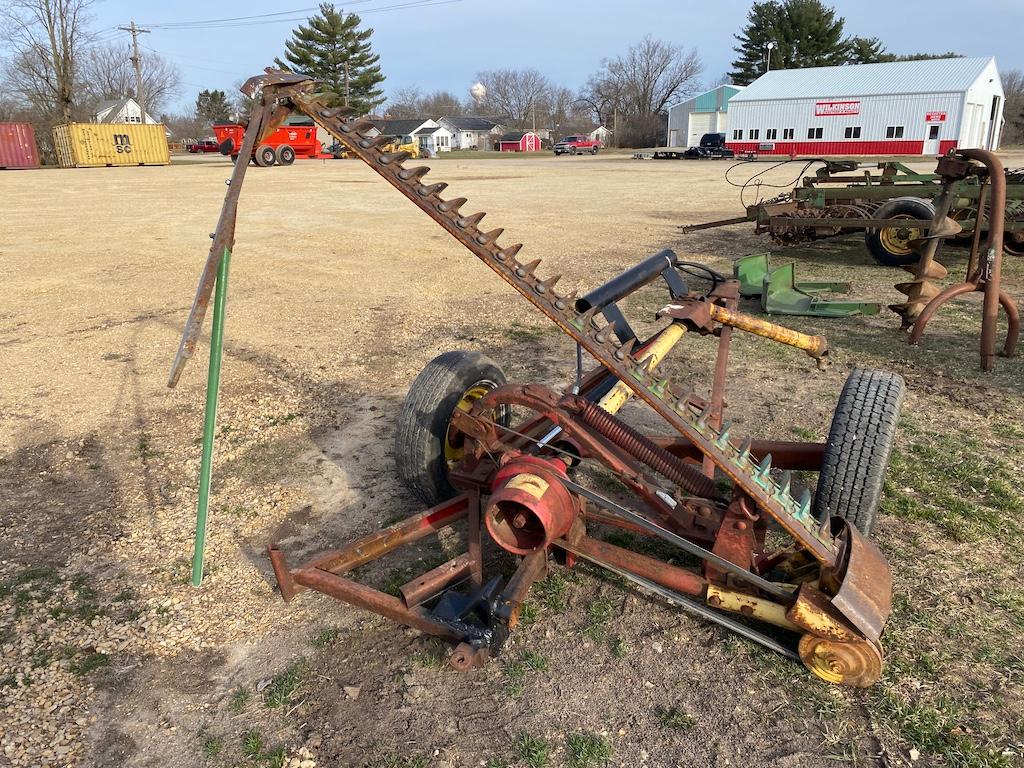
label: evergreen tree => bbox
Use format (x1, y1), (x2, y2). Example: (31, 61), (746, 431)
(847, 36), (894, 64)
(730, 0), (849, 84)
(195, 89), (232, 123)
(274, 3), (385, 113)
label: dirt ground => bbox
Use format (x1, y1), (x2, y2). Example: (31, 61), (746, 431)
(2, 150), (1023, 768)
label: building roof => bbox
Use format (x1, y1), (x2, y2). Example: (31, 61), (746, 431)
(442, 116), (500, 131)
(417, 126), (440, 135)
(372, 118), (431, 137)
(499, 131), (533, 142)
(732, 57), (996, 102)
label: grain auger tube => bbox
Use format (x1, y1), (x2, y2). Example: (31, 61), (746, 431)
(170, 70), (906, 688)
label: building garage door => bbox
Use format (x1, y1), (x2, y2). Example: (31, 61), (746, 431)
(687, 112), (714, 147)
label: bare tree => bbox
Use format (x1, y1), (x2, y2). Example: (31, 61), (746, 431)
(1004, 68), (1024, 145)
(78, 43), (181, 117)
(419, 90), (465, 117)
(475, 67), (552, 128)
(1, 0), (96, 121)
(384, 84), (424, 118)
(581, 36), (703, 146)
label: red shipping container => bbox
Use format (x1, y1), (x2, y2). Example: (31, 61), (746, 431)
(0, 122), (40, 169)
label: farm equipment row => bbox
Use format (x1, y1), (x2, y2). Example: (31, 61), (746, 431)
(682, 159), (1024, 265)
(171, 70), (906, 689)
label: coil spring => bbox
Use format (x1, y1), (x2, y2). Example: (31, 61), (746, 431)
(574, 399), (721, 500)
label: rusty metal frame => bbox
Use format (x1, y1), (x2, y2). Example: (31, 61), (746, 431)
(172, 70), (897, 686)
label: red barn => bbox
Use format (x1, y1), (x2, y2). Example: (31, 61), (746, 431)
(497, 131), (541, 152)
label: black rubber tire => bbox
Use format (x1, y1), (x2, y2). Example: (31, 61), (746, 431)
(254, 145), (276, 167)
(276, 145), (296, 165)
(395, 350), (509, 506)
(591, 147), (598, 155)
(813, 369), (905, 537)
(864, 197), (935, 267)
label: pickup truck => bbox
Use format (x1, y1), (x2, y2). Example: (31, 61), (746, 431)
(685, 132), (734, 159)
(188, 140), (221, 154)
(553, 135), (600, 155)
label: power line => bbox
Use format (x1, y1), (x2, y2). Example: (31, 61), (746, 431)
(139, 0), (462, 31)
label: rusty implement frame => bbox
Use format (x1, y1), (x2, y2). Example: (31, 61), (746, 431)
(170, 70), (897, 688)
(892, 149), (1020, 371)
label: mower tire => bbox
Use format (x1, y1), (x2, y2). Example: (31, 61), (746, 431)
(395, 350), (509, 506)
(254, 144), (276, 167)
(276, 144), (296, 165)
(812, 368), (905, 537)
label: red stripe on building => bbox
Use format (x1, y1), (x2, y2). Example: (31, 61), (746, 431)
(726, 139), (959, 156)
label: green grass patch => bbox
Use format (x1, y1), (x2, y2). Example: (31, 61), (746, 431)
(532, 571), (571, 614)
(583, 595), (618, 643)
(565, 733), (612, 768)
(359, 755), (429, 768)
(656, 706), (695, 732)
(263, 658), (309, 708)
(69, 651), (110, 676)
(228, 687), (250, 712)
(413, 639), (448, 669)
(882, 430), (1024, 542)
(201, 735), (224, 758)
(241, 730), (264, 759)
(310, 627), (341, 648)
(513, 733), (550, 768)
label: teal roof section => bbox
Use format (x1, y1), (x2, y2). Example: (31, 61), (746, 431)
(693, 85), (743, 113)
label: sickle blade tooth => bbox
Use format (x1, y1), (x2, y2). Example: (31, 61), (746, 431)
(418, 182), (448, 197)
(777, 470), (792, 498)
(553, 288), (577, 312)
(516, 259), (542, 278)
(345, 119), (375, 134)
(457, 212), (486, 229)
(398, 165), (430, 181)
(497, 243), (522, 261)
(737, 437), (753, 463)
(438, 196), (467, 214)
(614, 338), (636, 361)
(378, 150), (411, 165)
(535, 274), (560, 294)
(478, 228), (505, 246)
(360, 134), (392, 150)
(756, 453), (772, 477)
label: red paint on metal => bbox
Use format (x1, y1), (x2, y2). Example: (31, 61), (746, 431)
(727, 139), (926, 156)
(939, 140), (958, 154)
(925, 112), (947, 122)
(485, 454), (578, 554)
(814, 100), (861, 117)
(0, 122), (40, 169)
(213, 121), (321, 159)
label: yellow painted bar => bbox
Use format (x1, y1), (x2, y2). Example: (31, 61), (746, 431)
(598, 322), (686, 415)
(52, 123), (171, 168)
(706, 584), (800, 631)
(707, 304), (828, 359)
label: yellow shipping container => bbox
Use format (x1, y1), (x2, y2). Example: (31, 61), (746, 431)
(52, 123), (170, 168)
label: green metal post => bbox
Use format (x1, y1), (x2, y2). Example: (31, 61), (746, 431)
(191, 247), (232, 587)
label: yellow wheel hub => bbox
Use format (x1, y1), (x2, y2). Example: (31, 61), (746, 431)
(443, 384), (493, 469)
(799, 634), (883, 688)
(878, 215), (920, 256)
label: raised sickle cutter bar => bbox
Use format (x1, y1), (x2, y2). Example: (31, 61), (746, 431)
(170, 70), (896, 687)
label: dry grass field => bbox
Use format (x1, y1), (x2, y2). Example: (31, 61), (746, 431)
(1, 150), (1023, 768)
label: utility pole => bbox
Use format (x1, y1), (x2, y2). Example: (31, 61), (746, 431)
(119, 21), (151, 122)
(343, 62), (350, 107)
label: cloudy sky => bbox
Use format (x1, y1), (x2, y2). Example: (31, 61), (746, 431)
(86, 0), (1024, 113)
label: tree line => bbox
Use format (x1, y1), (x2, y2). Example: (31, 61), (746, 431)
(1, 0), (1022, 152)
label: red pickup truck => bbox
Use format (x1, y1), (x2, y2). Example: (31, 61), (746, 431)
(213, 118), (323, 166)
(553, 135), (600, 155)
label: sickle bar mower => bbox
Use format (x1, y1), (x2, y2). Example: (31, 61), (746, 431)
(170, 70), (905, 687)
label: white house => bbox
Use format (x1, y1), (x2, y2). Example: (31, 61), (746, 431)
(667, 85), (745, 148)
(372, 118), (454, 153)
(589, 125), (612, 144)
(92, 97), (157, 125)
(438, 116), (503, 150)
(725, 57), (1004, 156)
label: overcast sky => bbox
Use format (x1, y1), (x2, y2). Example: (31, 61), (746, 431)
(87, 0), (1024, 114)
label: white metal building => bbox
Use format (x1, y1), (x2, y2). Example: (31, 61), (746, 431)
(666, 85), (745, 147)
(725, 57), (1004, 156)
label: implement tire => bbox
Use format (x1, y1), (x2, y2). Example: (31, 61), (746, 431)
(865, 197), (935, 267)
(813, 369), (905, 537)
(395, 350), (510, 506)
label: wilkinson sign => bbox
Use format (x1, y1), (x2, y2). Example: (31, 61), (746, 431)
(815, 100), (861, 117)
(925, 111), (947, 122)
